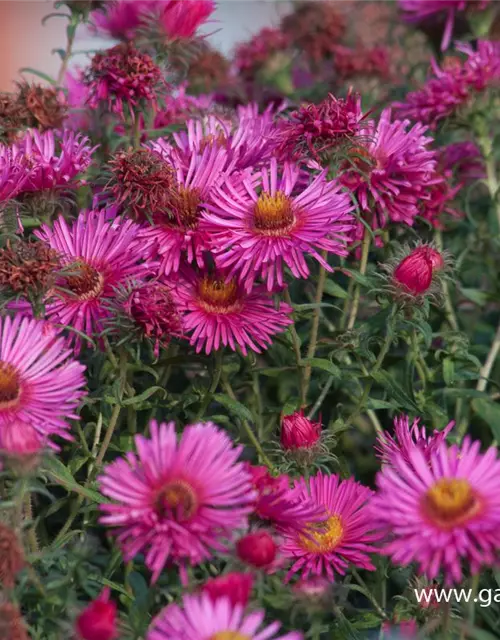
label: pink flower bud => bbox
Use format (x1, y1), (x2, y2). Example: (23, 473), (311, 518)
(281, 410), (321, 451)
(393, 247), (435, 295)
(201, 572), (254, 608)
(0, 420), (42, 474)
(236, 531), (277, 568)
(75, 589), (117, 640)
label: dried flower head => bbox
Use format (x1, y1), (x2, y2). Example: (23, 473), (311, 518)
(281, 1), (346, 62)
(234, 27), (290, 81)
(107, 148), (177, 221)
(0, 524), (24, 588)
(0, 239), (60, 299)
(16, 82), (68, 131)
(187, 44), (231, 94)
(0, 603), (29, 640)
(84, 43), (164, 117)
(0, 93), (30, 142)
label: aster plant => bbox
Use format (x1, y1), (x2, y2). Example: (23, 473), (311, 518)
(4, 2), (500, 640)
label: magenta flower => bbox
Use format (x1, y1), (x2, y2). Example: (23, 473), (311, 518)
(170, 268), (292, 355)
(159, 0), (215, 39)
(147, 593), (302, 640)
(441, 141), (485, 182)
(32, 210), (150, 352)
(64, 69), (91, 130)
(91, 0), (156, 40)
(84, 43), (164, 118)
(371, 437), (500, 584)
(277, 92), (364, 163)
(99, 420), (255, 582)
(154, 84), (213, 129)
(399, 1), (490, 50)
(340, 109), (438, 239)
(0, 145), (29, 203)
(247, 464), (326, 532)
(141, 143), (229, 275)
(234, 27), (290, 80)
(420, 169), (462, 229)
(203, 158), (355, 292)
(376, 415), (454, 467)
(280, 472), (379, 581)
(394, 41), (500, 128)
(12, 129), (93, 193)
(0, 315), (86, 446)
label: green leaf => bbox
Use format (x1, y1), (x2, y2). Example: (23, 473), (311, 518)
(42, 12), (70, 25)
(342, 268), (371, 287)
(371, 370), (419, 411)
(460, 288), (489, 307)
(121, 386), (166, 406)
(212, 393), (254, 423)
(20, 68), (57, 85)
(41, 456), (110, 503)
(443, 357), (455, 385)
(367, 398), (400, 410)
(323, 280), (348, 299)
(471, 398), (500, 440)
(302, 358), (341, 379)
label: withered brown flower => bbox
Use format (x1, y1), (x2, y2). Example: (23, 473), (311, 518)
(0, 523), (25, 588)
(0, 239), (61, 298)
(0, 603), (29, 640)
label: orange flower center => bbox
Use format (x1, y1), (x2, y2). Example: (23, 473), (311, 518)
(0, 362), (21, 410)
(210, 634), (250, 640)
(155, 479), (198, 521)
(253, 191), (295, 235)
(197, 277), (243, 314)
(299, 515), (344, 553)
(66, 262), (104, 300)
(200, 132), (228, 153)
(168, 186), (202, 230)
(423, 478), (480, 529)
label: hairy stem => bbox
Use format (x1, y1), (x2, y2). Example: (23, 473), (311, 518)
(196, 350), (223, 420)
(284, 289), (305, 405)
(57, 21), (77, 86)
(347, 231), (371, 330)
(303, 255), (328, 399)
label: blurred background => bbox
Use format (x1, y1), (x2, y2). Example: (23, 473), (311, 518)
(0, 1), (292, 90)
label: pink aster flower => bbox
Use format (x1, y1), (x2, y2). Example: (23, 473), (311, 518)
(420, 168), (462, 229)
(99, 420), (255, 582)
(394, 41), (500, 128)
(158, 0), (215, 39)
(280, 472), (379, 581)
(0, 315), (86, 446)
(141, 143), (229, 275)
(147, 593), (302, 640)
(0, 144), (29, 203)
(340, 109), (438, 240)
(277, 92), (364, 163)
(31, 210), (150, 352)
(376, 415), (454, 467)
(371, 437), (500, 584)
(170, 268), (292, 355)
(441, 141), (485, 182)
(203, 158), (355, 292)
(247, 465), (326, 532)
(12, 129), (93, 193)
(399, 1), (490, 50)
(154, 83), (213, 129)
(64, 69), (91, 131)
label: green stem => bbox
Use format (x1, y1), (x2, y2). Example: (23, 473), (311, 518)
(196, 350), (223, 420)
(284, 289), (305, 405)
(347, 230), (371, 330)
(435, 230), (459, 331)
(345, 305), (398, 428)
(351, 568), (388, 620)
(222, 378), (274, 470)
(303, 254), (328, 400)
(57, 20), (77, 86)
(478, 134), (500, 231)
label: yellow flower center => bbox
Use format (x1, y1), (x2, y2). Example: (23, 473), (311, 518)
(66, 262), (104, 300)
(155, 479), (198, 521)
(0, 362), (21, 409)
(253, 191), (295, 235)
(299, 515), (344, 553)
(168, 186), (202, 230)
(210, 634), (251, 640)
(197, 277), (243, 314)
(423, 478), (480, 529)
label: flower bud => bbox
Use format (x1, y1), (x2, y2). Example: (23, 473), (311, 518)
(281, 410), (321, 451)
(202, 572), (254, 608)
(236, 531), (277, 568)
(0, 420), (42, 474)
(393, 247), (435, 295)
(75, 589), (117, 640)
